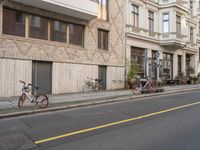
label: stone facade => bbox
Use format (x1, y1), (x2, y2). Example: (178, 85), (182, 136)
(0, 0), (125, 97)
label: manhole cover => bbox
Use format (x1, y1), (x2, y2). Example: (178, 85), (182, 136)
(0, 132), (37, 150)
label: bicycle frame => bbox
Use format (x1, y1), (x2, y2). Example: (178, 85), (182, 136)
(21, 88), (34, 102)
(20, 80), (35, 102)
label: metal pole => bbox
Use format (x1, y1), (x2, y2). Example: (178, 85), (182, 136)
(156, 52), (160, 81)
(144, 49), (148, 78)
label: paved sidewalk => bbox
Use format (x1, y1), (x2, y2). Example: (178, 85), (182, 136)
(0, 84), (200, 118)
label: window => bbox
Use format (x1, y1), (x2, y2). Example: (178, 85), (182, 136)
(98, 29), (108, 50)
(98, 0), (108, 20)
(29, 15), (48, 40)
(69, 24), (84, 46)
(50, 20), (66, 42)
(163, 13), (169, 33)
(190, 27), (194, 43)
(132, 5), (139, 28)
(3, 8), (25, 37)
(176, 15), (181, 34)
(3, 8), (85, 47)
(190, 0), (193, 15)
(131, 47), (145, 78)
(148, 11), (154, 32)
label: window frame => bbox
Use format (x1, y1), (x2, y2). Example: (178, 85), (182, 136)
(2, 7), (85, 47)
(148, 10), (154, 32)
(190, 0), (193, 15)
(3, 7), (26, 37)
(68, 23), (84, 47)
(98, 29), (109, 51)
(190, 27), (194, 43)
(29, 14), (49, 40)
(132, 4), (139, 28)
(163, 13), (169, 33)
(176, 15), (181, 34)
(50, 19), (67, 43)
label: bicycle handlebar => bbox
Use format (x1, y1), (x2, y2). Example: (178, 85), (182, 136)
(20, 80), (26, 86)
(19, 80), (32, 87)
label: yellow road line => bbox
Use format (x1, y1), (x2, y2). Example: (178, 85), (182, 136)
(35, 101), (200, 144)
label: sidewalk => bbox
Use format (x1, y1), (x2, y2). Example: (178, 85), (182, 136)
(1, 84), (200, 118)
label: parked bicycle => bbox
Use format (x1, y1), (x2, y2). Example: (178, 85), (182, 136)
(83, 77), (103, 92)
(18, 80), (49, 109)
(131, 77), (157, 95)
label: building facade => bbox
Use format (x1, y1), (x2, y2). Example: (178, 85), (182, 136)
(0, 0), (125, 98)
(126, 0), (200, 81)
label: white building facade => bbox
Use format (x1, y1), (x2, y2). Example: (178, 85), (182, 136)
(126, 0), (200, 81)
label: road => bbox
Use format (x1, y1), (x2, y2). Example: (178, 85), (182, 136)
(1, 90), (200, 150)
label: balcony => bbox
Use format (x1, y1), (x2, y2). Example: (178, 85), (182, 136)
(159, 32), (187, 49)
(12, 0), (98, 21)
(126, 24), (159, 43)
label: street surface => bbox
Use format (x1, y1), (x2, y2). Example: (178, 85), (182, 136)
(1, 90), (200, 150)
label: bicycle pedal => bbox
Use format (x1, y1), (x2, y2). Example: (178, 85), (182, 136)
(31, 100), (34, 103)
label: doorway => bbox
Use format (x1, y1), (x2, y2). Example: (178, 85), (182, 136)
(178, 55), (182, 76)
(32, 61), (52, 94)
(98, 66), (107, 90)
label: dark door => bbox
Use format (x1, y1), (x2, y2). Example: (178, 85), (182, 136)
(32, 61), (52, 94)
(178, 55), (182, 76)
(186, 54), (190, 77)
(99, 66), (107, 90)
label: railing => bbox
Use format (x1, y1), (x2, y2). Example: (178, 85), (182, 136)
(126, 25), (160, 39)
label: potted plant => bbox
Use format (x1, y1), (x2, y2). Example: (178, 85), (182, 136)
(188, 66), (195, 76)
(194, 76), (199, 84)
(126, 60), (139, 88)
(189, 76), (196, 84)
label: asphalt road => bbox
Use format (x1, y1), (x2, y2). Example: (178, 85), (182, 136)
(1, 90), (200, 150)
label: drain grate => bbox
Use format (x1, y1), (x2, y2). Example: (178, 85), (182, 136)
(0, 132), (37, 150)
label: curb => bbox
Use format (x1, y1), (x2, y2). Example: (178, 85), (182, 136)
(0, 87), (200, 119)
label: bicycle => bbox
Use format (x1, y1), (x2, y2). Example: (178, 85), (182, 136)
(131, 77), (157, 95)
(18, 80), (49, 109)
(83, 77), (103, 92)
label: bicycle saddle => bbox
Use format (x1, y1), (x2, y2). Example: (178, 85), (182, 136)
(95, 79), (101, 82)
(35, 86), (40, 90)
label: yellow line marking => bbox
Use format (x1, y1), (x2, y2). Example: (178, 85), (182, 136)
(35, 101), (200, 144)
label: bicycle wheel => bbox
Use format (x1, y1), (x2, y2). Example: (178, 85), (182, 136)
(83, 84), (91, 93)
(36, 94), (49, 109)
(18, 94), (26, 107)
(131, 80), (141, 95)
